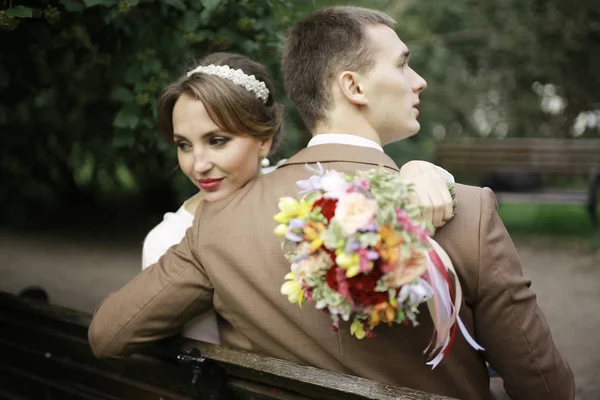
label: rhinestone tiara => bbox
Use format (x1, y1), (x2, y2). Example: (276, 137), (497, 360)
(186, 64), (270, 104)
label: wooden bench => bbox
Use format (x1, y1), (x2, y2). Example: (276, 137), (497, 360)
(0, 292), (456, 400)
(433, 139), (600, 230)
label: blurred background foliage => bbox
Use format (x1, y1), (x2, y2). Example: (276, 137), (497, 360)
(1, 0), (599, 227)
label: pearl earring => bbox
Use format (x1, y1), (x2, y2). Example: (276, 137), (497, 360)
(261, 157), (270, 168)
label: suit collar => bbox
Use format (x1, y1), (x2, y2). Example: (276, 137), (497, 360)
(279, 144), (399, 172)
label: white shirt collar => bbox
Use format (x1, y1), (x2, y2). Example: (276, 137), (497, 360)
(307, 133), (383, 152)
(305, 133), (455, 184)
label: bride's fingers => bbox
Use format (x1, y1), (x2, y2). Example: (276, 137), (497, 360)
(420, 191), (434, 228)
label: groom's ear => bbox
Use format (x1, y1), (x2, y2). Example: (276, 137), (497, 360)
(337, 71), (368, 106)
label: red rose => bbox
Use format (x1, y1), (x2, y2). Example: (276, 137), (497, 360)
(312, 197), (338, 222)
(325, 262), (389, 306)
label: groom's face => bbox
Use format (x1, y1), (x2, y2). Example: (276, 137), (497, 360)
(360, 25), (427, 145)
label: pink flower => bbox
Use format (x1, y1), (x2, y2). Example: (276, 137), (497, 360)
(411, 224), (431, 243)
(396, 208), (431, 243)
(395, 208), (412, 232)
(358, 249), (373, 273)
(349, 178), (370, 192)
(334, 192), (377, 236)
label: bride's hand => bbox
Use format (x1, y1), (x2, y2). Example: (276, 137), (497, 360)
(399, 160), (454, 229)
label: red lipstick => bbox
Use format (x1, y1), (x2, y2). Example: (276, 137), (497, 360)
(198, 178), (224, 190)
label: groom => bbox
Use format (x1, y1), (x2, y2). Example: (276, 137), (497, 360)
(89, 6), (574, 399)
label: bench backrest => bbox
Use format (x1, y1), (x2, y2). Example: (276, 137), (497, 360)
(433, 139), (600, 175)
(0, 292), (455, 400)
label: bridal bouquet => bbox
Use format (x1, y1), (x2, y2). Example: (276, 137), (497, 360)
(274, 164), (482, 368)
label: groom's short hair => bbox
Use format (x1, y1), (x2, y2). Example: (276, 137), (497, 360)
(282, 6), (396, 131)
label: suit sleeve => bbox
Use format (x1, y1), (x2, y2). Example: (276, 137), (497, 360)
(474, 187), (574, 399)
(88, 203), (213, 358)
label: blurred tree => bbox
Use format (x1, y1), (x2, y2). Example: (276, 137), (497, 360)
(0, 0), (289, 222)
(1, 0), (598, 224)
(396, 0), (600, 143)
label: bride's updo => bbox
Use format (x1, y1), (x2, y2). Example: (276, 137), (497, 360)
(157, 52), (284, 156)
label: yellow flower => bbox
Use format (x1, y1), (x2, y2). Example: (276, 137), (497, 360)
(274, 211), (291, 224)
(274, 224), (289, 237)
(303, 225), (319, 241)
(274, 197), (313, 224)
(335, 253), (360, 277)
(350, 319), (366, 339)
(298, 198), (313, 218)
(345, 264), (360, 278)
(336, 253), (355, 268)
(280, 272), (304, 307)
(279, 197), (300, 214)
(309, 237), (324, 253)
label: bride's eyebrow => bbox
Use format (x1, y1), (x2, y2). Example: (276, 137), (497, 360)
(201, 129), (225, 137)
(173, 129), (223, 141)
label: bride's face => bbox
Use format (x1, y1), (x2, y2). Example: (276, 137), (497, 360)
(172, 94), (271, 202)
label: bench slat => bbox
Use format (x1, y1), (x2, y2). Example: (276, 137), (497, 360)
(0, 293), (457, 400)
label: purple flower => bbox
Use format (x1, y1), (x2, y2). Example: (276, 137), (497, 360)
(292, 252), (310, 263)
(289, 218), (307, 230)
(361, 223), (378, 232)
(297, 175), (323, 194)
(367, 250), (379, 260)
(344, 239), (361, 253)
(285, 231), (304, 242)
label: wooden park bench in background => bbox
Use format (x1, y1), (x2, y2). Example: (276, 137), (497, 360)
(433, 138), (600, 230)
(0, 291), (456, 400)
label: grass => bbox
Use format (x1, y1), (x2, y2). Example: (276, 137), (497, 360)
(498, 203), (600, 247)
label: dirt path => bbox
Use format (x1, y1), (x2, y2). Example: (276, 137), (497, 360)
(1, 230), (598, 399)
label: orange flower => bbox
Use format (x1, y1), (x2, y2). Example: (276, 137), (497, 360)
(379, 225), (403, 247)
(370, 302), (398, 327)
(386, 248), (427, 288)
(376, 225), (403, 264)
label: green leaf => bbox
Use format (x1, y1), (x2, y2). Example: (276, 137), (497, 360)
(182, 12), (201, 31)
(110, 87), (134, 103)
(241, 40), (260, 54)
(143, 59), (162, 74)
(83, 0), (119, 7)
(165, 0), (186, 11)
(113, 104), (140, 130)
(6, 6), (33, 18)
(112, 134), (136, 148)
(200, 0), (221, 12)
(60, 0), (86, 12)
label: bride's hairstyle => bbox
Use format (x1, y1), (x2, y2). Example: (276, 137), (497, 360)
(157, 52), (284, 155)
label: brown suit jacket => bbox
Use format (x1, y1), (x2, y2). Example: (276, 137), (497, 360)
(88, 144), (574, 400)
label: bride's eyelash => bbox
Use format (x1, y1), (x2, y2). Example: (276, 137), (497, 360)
(210, 136), (230, 146)
(175, 141), (191, 151)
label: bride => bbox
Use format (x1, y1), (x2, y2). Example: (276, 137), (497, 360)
(141, 52), (454, 345)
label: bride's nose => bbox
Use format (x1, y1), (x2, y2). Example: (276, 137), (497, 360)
(193, 152), (213, 174)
